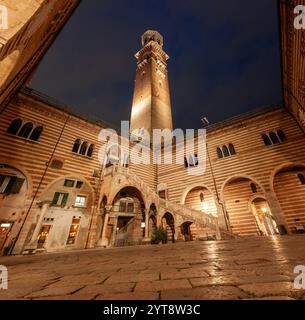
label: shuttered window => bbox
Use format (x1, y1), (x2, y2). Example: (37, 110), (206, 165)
(0, 175), (25, 194)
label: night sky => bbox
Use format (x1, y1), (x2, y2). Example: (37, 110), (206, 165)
(30, 0), (282, 129)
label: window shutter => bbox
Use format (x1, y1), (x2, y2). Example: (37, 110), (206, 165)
(61, 193), (69, 207)
(4, 176), (17, 194)
(11, 178), (25, 194)
(52, 192), (60, 205)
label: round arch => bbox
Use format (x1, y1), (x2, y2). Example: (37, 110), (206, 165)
(38, 174), (95, 203)
(180, 183), (215, 204)
(0, 162), (32, 198)
(269, 162), (305, 193)
(220, 174), (266, 202)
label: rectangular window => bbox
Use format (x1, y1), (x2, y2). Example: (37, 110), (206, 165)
(0, 175), (25, 194)
(127, 202), (134, 213)
(66, 218), (80, 245)
(158, 190), (166, 199)
(64, 179), (75, 187)
(52, 192), (69, 207)
(76, 181), (84, 189)
(119, 201), (127, 212)
(75, 195), (86, 207)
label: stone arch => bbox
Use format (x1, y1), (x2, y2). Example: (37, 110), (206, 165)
(272, 163), (305, 233)
(107, 175), (149, 207)
(248, 195), (279, 236)
(220, 174), (266, 202)
(181, 183), (215, 204)
(0, 163), (29, 253)
(0, 162), (32, 198)
(222, 175), (267, 237)
(269, 162), (305, 193)
(180, 221), (196, 242)
(109, 186), (146, 246)
(38, 173), (95, 203)
(181, 184), (218, 217)
(161, 212), (175, 243)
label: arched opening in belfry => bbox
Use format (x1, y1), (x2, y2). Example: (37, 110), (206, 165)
(223, 177), (270, 237)
(161, 212), (175, 243)
(111, 186), (146, 246)
(273, 165), (305, 234)
(251, 197), (279, 236)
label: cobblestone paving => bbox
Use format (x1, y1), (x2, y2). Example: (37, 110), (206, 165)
(0, 235), (305, 300)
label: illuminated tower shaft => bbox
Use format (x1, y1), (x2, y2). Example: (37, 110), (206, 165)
(130, 30), (173, 138)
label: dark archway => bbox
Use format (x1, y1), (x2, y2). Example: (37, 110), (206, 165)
(180, 221), (194, 241)
(274, 165), (305, 234)
(162, 212), (175, 243)
(112, 186), (146, 246)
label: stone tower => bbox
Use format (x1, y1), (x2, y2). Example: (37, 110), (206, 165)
(130, 30), (173, 139)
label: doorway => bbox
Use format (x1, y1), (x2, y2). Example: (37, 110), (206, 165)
(181, 222), (193, 241)
(0, 222), (13, 252)
(37, 225), (52, 249)
(251, 198), (279, 236)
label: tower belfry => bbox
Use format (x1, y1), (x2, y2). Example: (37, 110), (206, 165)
(130, 30), (173, 138)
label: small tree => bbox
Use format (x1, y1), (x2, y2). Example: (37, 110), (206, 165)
(151, 227), (167, 244)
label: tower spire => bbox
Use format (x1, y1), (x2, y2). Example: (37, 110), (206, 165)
(130, 30), (173, 139)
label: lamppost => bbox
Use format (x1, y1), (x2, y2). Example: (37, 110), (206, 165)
(201, 117), (231, 232)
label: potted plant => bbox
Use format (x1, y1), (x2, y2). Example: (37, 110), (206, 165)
(151, 227), (167, 244)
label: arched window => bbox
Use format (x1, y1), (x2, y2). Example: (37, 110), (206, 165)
(222, 146), (230, 157)
(298, 174), (305, 185)
(217, 147), (223, 159)
(250, 183), (257, 193)
(262, 134), (272, 146)
(269, 132), (280, 144)
(200, 193), (204, 202)
(87, 144), (94, 157)
(188, 154), (199, 167)
(228, 144), (236, 155)
(184, 157), (189, 168)
(29, 126), (43, 141)
(72, 139), (81, 153)
(18, 122), (33, 138)
(7, 118), (22, 135)
(79, 142), (88, 155)
(277, 130), (287, 143)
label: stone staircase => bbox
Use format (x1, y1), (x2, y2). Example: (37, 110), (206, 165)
(112, 165), (237, 240)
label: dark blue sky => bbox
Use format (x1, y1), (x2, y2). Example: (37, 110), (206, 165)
(31, 0), (282, 129)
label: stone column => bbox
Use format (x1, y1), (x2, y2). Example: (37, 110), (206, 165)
(99, 205), (112, 247)
(143, 209), (150, 242)
(109, 216), (118, 247)
(216, 202), (231, 232)
(265, 191), (290, 235)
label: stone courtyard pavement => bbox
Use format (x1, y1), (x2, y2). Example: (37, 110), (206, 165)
(0, 235), (305, 300)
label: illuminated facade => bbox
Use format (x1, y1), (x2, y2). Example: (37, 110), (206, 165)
(0, 1), (305, 255)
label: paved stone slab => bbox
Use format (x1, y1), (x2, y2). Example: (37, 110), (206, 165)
(0, 235), (305, 300)
(161, 286), (249, 300)
(134, 279), (192, 292)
